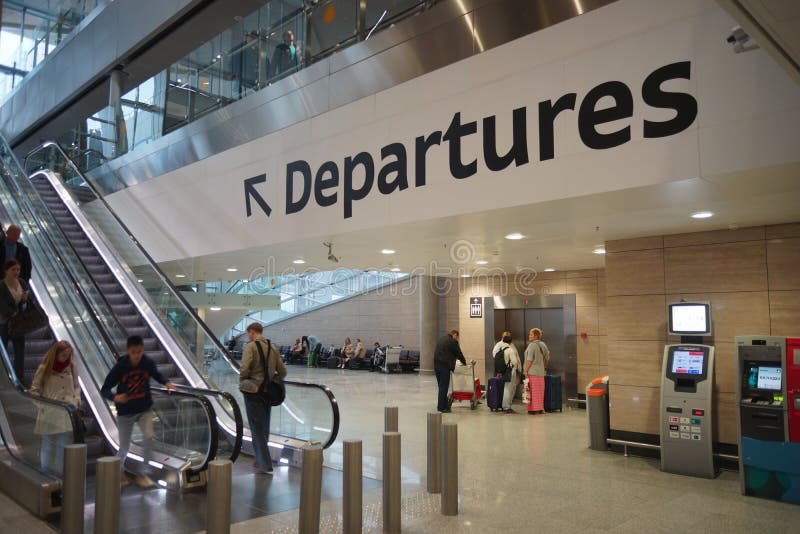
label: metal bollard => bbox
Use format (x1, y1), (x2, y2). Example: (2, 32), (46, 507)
(299, 446), (323, 534)
(384, 406), (398, 432)
(343, 440), (362, 534)
(94, 456), (121, 534)
(426, 412), (442, 494)
(207, 460), (232, 534)
(62, 444), (87, 534)
(382, 432), (401, 533)
(441, 422), (458, 516)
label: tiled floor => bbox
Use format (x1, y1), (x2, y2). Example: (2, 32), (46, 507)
(231, 367), (800, 533)
(3, 368), (800, 533)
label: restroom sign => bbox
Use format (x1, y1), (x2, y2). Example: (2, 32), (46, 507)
(470, 297), (482, 318)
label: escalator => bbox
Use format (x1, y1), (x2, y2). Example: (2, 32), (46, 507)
(0, 137), (238, 507)
(24, 142), (340, 464)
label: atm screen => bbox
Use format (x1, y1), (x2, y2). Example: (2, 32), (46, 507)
(757, 366), (782, 391)
(671, 350), (704, 374)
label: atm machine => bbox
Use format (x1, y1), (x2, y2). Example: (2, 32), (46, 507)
(660, 302), (716, 478)
(736, 335), (800, 504)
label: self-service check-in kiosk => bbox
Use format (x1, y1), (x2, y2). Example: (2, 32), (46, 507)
(736, 335), (800, 504)
(660, 302), (715, 478)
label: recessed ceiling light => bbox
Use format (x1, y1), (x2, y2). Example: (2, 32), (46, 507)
(505, 233), (525, 240)
(381, 249), (396, 255)
(476, 260), (489, 265)
(293, 259), (306, 264)
(544, 268), (556, 272)
(691, 211), (714, 219)
(226, 267), (238, 272)
(390, 267), (401, 272)
(593, 247), (606, 255)
(209, 306), (222, 311)
(175, 274), (186, 278)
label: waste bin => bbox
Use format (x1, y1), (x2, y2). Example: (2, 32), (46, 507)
(586, 376), (609, 451)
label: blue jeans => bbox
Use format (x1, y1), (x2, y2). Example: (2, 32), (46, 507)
(40, 432), (71, 476)
(434, 363), (451, 411)
(117, 410), (154, 475)
(244, 392), (273, 471)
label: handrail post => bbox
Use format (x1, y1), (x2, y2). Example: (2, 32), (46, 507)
(383, 432), (401, 533)
(94, 456), (121, 534)
(441, 422), (458, 516)
(299, 446), (323, 534)
(427, 412), (442, 493)
(62, 444), (87, 534)
(343, 440), (362, 534)
(207, 460), (232, 534)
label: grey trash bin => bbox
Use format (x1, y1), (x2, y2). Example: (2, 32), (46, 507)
(586, 376), (609, 451)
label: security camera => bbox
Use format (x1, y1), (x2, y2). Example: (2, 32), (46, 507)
(323, 242), (340, 263)
(726, 26), (758, 53)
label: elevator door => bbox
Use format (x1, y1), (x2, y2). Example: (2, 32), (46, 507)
(494, 308), (572, 397)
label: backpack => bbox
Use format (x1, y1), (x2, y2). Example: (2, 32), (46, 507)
(493, 346), (508, 375)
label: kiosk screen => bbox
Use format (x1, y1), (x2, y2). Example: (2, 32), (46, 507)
(756, 366), (782, 391)
(671, 350), (704, 374)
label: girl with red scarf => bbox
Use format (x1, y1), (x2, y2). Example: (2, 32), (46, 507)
(30, 340), (80, 475)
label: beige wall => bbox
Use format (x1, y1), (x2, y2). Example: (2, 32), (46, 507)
(266, 279), (421, 349)
(455, 270), (607, 384)
(605, 222), (800, 445)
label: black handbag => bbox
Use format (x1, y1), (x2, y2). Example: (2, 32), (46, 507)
(255, 340), (286, 406)
(8, 298), (49, 338)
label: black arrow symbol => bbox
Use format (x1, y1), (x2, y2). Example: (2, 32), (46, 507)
(244, 174), (272, 218)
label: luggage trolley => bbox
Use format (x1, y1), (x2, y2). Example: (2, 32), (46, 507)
(449, 360), (481, 410)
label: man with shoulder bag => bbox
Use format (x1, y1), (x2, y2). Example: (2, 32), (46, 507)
(239, 322), (287, 475)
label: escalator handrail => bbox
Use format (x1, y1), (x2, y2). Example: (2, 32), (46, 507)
(172, 383), (243, 463)
(24, 141), (240, 374)
(0, 335), (85, 447)
(276, 380), (340, 450)
(151, 385), (219, 473)
(2, 138), (220, 471)
(25, 142), (340, 449)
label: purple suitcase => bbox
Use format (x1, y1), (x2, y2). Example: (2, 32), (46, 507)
(487, 377), (504, 412)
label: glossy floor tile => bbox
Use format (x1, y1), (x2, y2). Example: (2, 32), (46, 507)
(4, 367), (800, 533)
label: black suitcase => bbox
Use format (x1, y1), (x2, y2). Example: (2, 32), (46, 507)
(544, 374), (562, 412)
(486, 377), (504, 412)
(327, 353), (340, 369)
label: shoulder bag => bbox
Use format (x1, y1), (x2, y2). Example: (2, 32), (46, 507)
(8, 295), (49, 338)
(255, 339), (286, 406)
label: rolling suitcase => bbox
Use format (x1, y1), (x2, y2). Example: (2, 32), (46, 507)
(543, 374), (562, 412)
(487, 377), (504, 412)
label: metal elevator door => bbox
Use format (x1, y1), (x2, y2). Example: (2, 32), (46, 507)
(493, 308), (569, 388)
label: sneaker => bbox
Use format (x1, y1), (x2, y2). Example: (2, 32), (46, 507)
(438, 408), (452, 413)
(120, 475), (131, 487)
(503, 409), (516, 414)
(134, 475), (156, 488)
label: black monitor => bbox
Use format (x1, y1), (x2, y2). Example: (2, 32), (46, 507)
(668, 302), (711, 336)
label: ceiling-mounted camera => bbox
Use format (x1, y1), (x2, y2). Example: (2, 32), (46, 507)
(726, 26), (758, 53)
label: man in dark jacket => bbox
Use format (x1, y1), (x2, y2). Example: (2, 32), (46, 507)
(433, 330), (466, 412)
(0, 225), (32, 281)
(101, 335), (176, 488)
